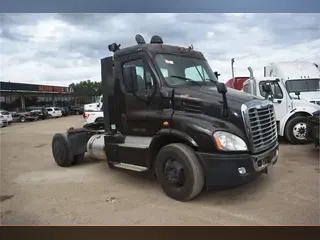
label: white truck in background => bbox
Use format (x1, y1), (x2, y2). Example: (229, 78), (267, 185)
(83, 110), (104, 125)
(242, 66), (320, 144)
(83, 95), (104, 125)
(264, 61), (320, 105)
(84, 95), (103, 112)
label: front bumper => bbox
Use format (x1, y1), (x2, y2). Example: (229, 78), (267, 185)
(196, 144), (279, 189)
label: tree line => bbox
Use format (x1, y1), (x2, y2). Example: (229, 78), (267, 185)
(69, 80), (102, 95)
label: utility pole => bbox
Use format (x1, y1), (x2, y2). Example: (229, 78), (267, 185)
(231, 58), (235, 82)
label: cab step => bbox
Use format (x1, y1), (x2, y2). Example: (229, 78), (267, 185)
(118, 136), (152, 149)
(112, 162), (148, 172)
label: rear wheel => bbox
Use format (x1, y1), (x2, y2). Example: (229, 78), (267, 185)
(95, 117), (104, 123)
(20, 116), (26, 122)
(154, 143), (204, 202)
(73, 153), (85, 164)
(285, 116), (309, 144)
(52, 133), (74, 167)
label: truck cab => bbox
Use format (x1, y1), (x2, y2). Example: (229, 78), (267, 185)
(243, 67), (320, 144)
(51, 34), (279, 202)
(264, 61), (320, 105)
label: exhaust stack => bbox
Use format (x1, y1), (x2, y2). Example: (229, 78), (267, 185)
(248, 66), (254, 78)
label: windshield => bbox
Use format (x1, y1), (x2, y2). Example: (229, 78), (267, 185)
(154, 54), (218, 86)
(285, 79), (320, 93)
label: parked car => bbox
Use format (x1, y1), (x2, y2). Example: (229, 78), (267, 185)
(11, 108), (39, 122)
(69, 105), (84, 115)
(28, 107), (50, 120)
(0, 112), (9, 127)
(46, 107), (62, 118)
(59, 107), (70, 116)
(0, 109), (13, 124)
(0, 118), (7, 128)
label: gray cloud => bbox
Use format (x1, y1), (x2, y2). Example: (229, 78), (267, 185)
(0, 13), (320, 86)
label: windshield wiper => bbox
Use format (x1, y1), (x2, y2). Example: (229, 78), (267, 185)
(191, 61), (218, 84)
(169, 75), (202, 86)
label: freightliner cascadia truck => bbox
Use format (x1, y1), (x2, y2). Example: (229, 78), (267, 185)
(51, 34), (279, 202)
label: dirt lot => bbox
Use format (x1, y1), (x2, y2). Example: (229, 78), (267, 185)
(0, 115), (319, 225)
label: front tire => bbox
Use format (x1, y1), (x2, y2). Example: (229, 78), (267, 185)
(154, 143), (204, 202)
(285, 116), (309, 144)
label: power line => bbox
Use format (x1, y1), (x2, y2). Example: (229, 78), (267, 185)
(294, 50), (320, 61)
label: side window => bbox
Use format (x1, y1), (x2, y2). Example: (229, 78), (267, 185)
(185, 65), (209, 81)
(259, 81), (283, 99)
(123, 59), (155, 92)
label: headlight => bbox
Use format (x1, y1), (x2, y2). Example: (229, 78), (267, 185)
(213, 131), (248, 151)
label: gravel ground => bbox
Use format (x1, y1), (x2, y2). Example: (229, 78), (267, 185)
(0, 115), (319, 225)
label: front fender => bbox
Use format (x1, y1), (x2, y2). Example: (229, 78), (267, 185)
(147, 128), (199, 170)
(279, 106), (316, 136)
(149, 128), (199, 150)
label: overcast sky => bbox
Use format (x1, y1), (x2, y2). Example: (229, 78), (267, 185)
(1, 13), (320, 86)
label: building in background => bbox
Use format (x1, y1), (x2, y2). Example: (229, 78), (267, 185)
(0, 81), (95, 110)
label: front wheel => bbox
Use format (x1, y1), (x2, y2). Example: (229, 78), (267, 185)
(154, 143), (204, 202)
(285, 116), (309, 144)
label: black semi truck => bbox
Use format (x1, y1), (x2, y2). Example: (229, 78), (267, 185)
(51, 34), (279, 202)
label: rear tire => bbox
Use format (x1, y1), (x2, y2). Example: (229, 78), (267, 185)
(73, 153), (85, 165)
(284, 116), (309, 144)
(154, 143), (204, 202)
(95, 117), (104, 123)
(20, 116), (26, 122)
(52, 133), (74, 167)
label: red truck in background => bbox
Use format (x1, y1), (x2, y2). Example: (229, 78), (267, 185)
(225, 77), (249, 91)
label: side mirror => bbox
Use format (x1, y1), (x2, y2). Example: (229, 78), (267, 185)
(217, 82), (227, 94)
(214, 71), (220, 79)
(295, 91), (300, 96)
(123, 66), (138, 93)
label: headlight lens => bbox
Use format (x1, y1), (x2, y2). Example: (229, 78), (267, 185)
(213, 131), (248, 151)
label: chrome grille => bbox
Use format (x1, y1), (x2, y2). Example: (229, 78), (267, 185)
(242, 100), (278, 153)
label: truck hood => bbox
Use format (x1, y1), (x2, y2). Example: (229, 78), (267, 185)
(298, 91), (320, 105)
(173, 85), (262, 109)
(292, 99), (320, 111)
(171, 85), (265, 132)
(298, 91), (320, 99)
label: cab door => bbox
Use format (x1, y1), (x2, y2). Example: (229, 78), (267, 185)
(116, 53), (151, 136)
(258, 80), (287, 121)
